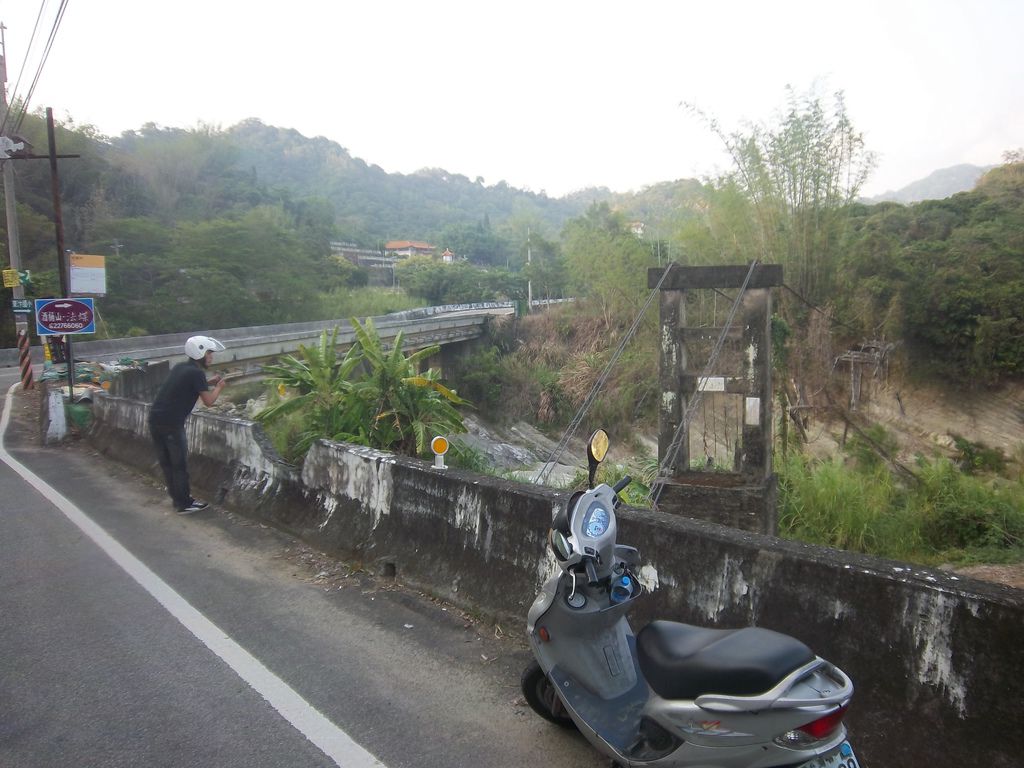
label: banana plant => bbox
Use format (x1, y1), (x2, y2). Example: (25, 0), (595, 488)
(350, 317), (468, 456)
(257, 319), (468, 459)
(256, 327), (364, 455)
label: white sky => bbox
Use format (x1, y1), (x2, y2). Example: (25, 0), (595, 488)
(1, 0), (1021, 198)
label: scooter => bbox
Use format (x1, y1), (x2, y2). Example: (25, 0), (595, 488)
(523, 429), (860, 768)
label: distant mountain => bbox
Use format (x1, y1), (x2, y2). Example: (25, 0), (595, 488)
(868, 164), (996, 204)
(222, 119), (588, 244)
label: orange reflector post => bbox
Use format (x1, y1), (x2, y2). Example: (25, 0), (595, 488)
(431, 436), (449, 469)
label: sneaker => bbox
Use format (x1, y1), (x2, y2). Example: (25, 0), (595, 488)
(178, 499), (209, 514)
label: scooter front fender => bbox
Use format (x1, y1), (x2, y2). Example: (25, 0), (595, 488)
(527, 573), (560, 635)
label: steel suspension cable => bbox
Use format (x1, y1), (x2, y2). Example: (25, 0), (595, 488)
(532, 261), (679, 485)
(648, 259), (760, 506)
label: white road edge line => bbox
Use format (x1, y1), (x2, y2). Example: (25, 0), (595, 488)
(0, 382), (385, 768)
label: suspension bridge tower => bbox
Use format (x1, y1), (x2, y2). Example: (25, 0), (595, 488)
(649, 263), (783, 534)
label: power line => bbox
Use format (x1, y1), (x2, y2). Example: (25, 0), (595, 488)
(532, 261), (679, 485)
(781, 282), (862, 335)
(1, 0), (49, 136)
(1, 0), (70, 137)
(14, 0), (70, 134)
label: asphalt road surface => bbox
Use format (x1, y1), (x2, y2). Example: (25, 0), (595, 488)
(0, 371), (598, 768)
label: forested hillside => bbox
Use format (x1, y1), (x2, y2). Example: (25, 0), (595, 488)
(835, 162), (1024, 382)
(0, 115), (578, 341)
(2, 103), (1022, 394)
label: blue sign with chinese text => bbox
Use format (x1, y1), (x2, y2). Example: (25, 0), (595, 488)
(34, 298), (96, 336)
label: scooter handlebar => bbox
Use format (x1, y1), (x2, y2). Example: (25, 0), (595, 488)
(612, 475), (632, 494)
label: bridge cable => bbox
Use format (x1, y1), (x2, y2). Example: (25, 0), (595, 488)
(648, 259), (759, 506)
(532, 261), (679, 486)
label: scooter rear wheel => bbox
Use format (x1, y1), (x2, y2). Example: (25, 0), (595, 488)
(521, 661), (576, 730)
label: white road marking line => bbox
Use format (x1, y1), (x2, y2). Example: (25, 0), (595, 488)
(1, 383), (384, 768)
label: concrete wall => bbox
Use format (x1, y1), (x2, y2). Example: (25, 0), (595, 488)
(88, 394), (1024, 768)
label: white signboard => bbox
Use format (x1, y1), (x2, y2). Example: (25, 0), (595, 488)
(745, 397), (761, 425)
(70, 253), (107, 295)
(698, 376), (726, 392)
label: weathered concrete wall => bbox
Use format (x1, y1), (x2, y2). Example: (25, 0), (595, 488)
(107, 360), (171, 400)
(88, 394), (1024, 768)
(657, 473), (779, 535)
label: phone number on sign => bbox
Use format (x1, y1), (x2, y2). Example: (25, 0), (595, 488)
(41, 321), (91, 330)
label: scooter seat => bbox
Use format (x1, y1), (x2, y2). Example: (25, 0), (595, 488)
(636, 620), (815, 701)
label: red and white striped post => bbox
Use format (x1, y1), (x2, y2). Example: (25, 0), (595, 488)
(17, 327), (33, 390)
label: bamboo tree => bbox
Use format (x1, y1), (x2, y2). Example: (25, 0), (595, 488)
(687, 87), (876, 301)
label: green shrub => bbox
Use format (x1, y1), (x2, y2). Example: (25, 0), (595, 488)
(777, 453), (919, 556)
(950, 434), (1007, 475)
(844, 424), (899, 471)
(261, 405), (312, 464)
(256, 321), (467, 460)
(913, 458), (1024, 550)
(449, 346), (504, 411)
(320, 287), (424, 319)
(777, 450), (1024, 564)
(448, 440), (494, 473)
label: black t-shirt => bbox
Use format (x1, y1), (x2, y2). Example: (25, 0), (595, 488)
(148, 361), (210, 428)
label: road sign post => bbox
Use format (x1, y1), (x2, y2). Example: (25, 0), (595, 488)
(34, 297), (96, 402)
(34, 298), (96, 336)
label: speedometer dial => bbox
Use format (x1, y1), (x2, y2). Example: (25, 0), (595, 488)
(584, 506), (610, 538)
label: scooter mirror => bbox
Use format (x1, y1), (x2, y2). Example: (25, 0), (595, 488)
(587, 429), (609, 489)
(550, 529), (573, 560)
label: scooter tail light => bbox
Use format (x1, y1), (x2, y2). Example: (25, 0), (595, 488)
(799, 703), (848, 739)
(538, 626), (551, 642)
(773, 703), (848, 749)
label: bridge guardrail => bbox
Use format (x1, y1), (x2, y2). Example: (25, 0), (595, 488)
(0, 304), (513, 368)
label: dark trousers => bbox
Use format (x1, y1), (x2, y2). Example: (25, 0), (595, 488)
(149, 423), (191, 510)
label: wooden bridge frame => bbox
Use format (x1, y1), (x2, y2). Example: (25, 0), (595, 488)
(648, 264), (784, 534)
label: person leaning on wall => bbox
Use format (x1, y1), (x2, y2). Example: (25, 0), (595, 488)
(147, 335), (227, 514)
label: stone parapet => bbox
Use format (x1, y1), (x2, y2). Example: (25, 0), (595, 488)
(88, 393), (1024, 768)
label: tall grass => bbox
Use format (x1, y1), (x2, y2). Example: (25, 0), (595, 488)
(319, 287), (425, 319)
(777, 452), (1024, 565)
(912, 458), (1024, 559)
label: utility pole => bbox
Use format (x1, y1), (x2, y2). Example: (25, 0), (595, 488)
(526, 227), (532, 312)
(46, 107), (76, 400)
(0, 24), (33, 389)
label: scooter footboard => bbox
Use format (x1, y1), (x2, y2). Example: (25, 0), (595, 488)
(694, 658), (854, 713)
(548, 663), (649, 753)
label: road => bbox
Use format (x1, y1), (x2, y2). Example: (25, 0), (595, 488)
(0, 369), (597, 768)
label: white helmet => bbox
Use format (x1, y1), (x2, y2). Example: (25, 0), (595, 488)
(184, 335), (225, 360)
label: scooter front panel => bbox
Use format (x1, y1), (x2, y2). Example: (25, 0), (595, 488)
(548, 663), (648, 755)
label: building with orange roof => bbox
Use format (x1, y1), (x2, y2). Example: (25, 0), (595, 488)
(384, 240), (436, 258)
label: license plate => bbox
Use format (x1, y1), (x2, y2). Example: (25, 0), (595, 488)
(798, 741), (860, 768)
